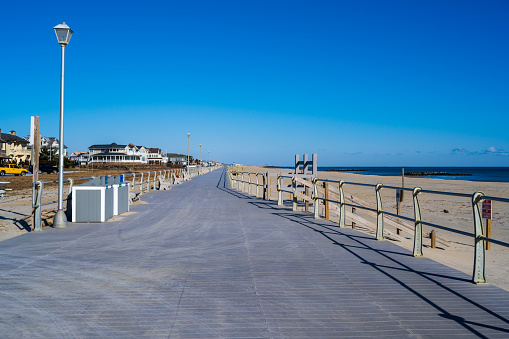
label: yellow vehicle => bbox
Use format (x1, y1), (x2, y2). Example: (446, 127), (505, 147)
(0, 164), (27, 176)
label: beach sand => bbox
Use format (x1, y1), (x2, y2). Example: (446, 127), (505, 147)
(237, 165), (509, 291)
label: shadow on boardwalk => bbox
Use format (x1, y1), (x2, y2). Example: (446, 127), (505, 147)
(219, 169), (509, 338)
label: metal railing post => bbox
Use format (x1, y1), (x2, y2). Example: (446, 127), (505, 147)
(248, 173), (252, 195)
(140, 173), (144, 193)
(263, 173), (267, 200)
(66, 178), (74, 219)
(266, 172), (270, 200)
(292, 176), (297, 211)
(338, 180), (346, 227)
(256, 174), (260, 197)
(313, 177), (319, 219)
(324, 181), (330, 220)
(153, 171), (157, 190)
(277, 174), (282, 206)
(34, 181), (43, 231)
(375, 183), (384, 240)
(472, 191), (486, 284)
(413, 187), (423, 257)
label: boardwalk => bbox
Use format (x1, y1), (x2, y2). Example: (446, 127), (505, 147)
(1, 168), (509, 338)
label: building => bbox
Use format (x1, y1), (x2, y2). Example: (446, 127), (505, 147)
(88, 143), (148, 163)
(147, 148), (165, 164)
(69, 152), (89, 163)
(40, 137), (68, 157)
(166, 153), (187, 165)
(0, 129), (30, 164)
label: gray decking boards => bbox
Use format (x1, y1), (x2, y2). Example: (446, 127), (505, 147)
(1, 168), (508, 338)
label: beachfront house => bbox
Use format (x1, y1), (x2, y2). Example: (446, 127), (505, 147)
(147, 148), (166, 164)
(88, 143), (148, 164)
(40, 137), (68, 157)
(166, 153), (187, 165)
(69, 152), (89, 163)
(0, 129), (30, 164)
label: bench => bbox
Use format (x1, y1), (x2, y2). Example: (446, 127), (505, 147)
(129, 191), (141, 204)
(158, 176), (172, 190)
(172, 173), (183, 185)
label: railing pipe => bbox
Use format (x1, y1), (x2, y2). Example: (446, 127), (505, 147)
(375, 183), (384, 240)
(292, 176), (297, 211)
(34, 181), (43, 231)
(256, 174), (260, 197)
(313, 177), (319, 219)
(338, 180), (346, 228)
(413, 187), (423, 257)
(472, 191), (486, 284)
(277, 174), (282, 206)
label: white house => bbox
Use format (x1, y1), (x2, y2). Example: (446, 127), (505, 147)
(41, 137), (68, 156)
(69, 152), (89, 163)
(147, 148), (166, 164)
(88, 143), (148, 163)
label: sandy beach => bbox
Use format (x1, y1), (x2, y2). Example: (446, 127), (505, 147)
(236, 165), (509, 291)
(2, 166), (509, 291)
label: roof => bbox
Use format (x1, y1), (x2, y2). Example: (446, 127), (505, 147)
(89, 143), (146, 150)
(0, 133), (29, 144)
(91, 152), (140, 157)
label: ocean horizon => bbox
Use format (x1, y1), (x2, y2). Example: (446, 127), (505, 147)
(264, 166), (509, 183)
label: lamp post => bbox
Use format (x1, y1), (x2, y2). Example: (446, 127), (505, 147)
(187, 133), (190, 174)
(52, 22), (73, 229)
(199, 144), (202, 166)
(208, 151), (210, 165)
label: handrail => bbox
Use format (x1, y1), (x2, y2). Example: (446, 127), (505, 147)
(226, 167), (509, 285)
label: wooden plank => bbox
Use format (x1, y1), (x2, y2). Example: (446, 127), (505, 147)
(348, 196), (450, 247)
(349, 212), (408, 243)
(294, 176), (314, 189)
(295, 191), (313, 203)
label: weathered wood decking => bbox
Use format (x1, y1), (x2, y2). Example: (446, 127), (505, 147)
(1, 168), (509, 338)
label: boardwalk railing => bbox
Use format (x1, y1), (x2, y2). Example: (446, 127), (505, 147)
(32, 166), (216, 231)
(226, 167), (509, 284)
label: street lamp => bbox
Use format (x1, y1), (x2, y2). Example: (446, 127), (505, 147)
(187, 133), (190, 174)
(52, 22), (73, 229)
(199, 144), (202, 166)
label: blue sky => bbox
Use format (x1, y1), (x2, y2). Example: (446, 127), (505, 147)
(1, 0), (508, 166)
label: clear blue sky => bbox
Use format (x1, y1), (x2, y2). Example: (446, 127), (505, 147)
(1, 0), (508, 166)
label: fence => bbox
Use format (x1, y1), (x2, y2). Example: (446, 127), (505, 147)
(226, 167), (509, 284)
(32, 166), (215, 231)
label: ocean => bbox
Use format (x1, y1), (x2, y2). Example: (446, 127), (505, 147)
(316, 167), (509, 183)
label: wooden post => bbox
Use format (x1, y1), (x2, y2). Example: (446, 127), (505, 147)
(486, 219), (491, 251)
(31, 116), (40, 231)
(351, 207), (356, 229)
(324, 181), (329, 220)
(431, 230), (436, 248)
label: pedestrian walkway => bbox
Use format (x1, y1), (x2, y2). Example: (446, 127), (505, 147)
(1, 168), (509, 338)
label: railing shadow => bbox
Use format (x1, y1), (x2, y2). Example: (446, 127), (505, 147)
(0, 208), (32, 232)
(269, 210), (509, 337)
(216, 169), (254, 200)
